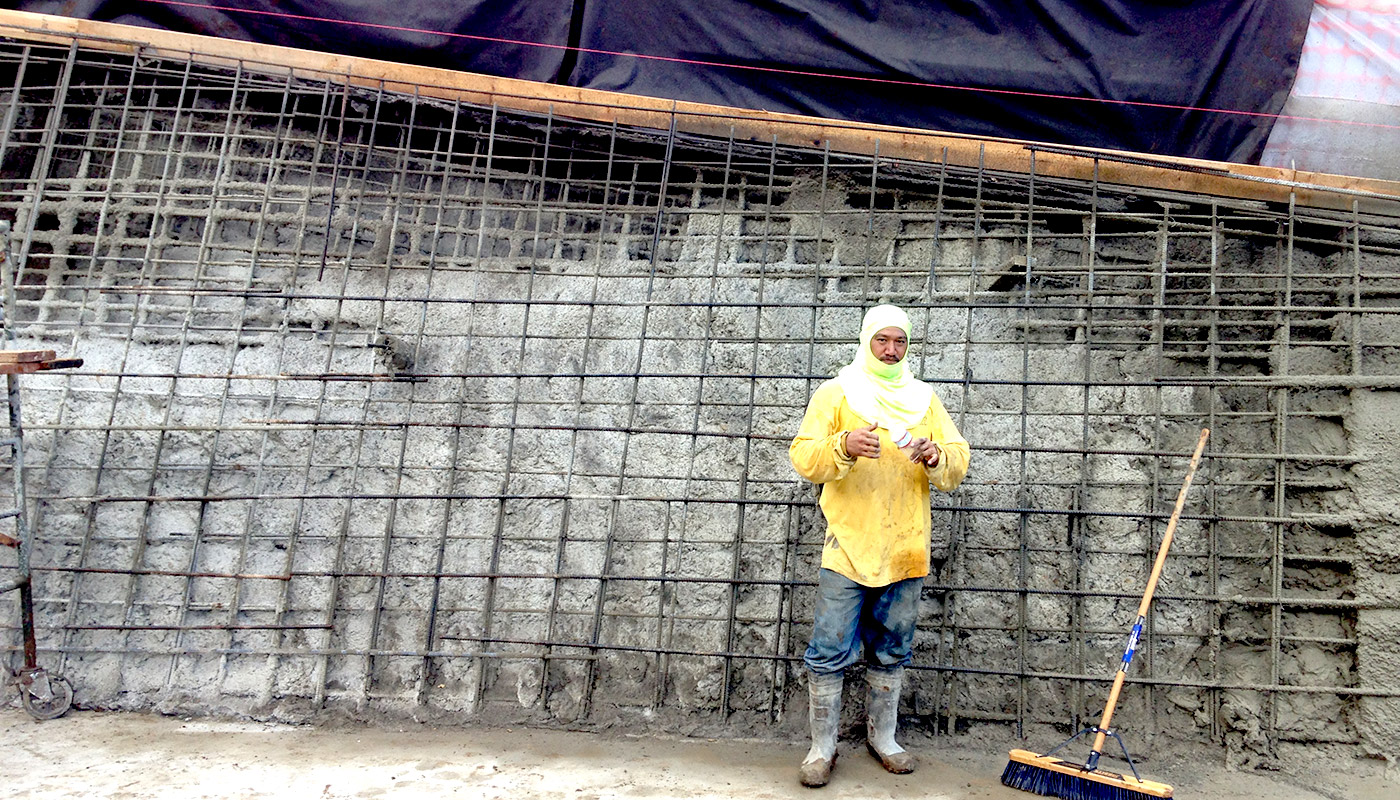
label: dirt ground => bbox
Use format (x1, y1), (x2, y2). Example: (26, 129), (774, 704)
(4, 708), (1398, 800)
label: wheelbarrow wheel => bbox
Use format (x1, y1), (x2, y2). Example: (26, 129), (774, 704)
(21, 672), (73, 720)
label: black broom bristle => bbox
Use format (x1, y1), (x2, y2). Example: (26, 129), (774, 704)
(1001, 760), (1160, 800)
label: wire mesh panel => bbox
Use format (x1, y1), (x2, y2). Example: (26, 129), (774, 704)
(2, 37), (1399, 761)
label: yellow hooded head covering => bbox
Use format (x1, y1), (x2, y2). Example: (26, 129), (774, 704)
(835, 304), (933, 429)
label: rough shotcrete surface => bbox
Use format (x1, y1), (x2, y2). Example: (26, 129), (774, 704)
(1, 49), (1399, 786)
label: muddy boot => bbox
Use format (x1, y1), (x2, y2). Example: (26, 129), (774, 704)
(799, 670), (843, 787)
(865, 665), (917, 774)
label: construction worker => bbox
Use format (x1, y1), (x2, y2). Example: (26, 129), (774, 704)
(788, 304), (970, 788)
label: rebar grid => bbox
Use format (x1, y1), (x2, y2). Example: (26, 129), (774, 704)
(2, 40), (1399, 756)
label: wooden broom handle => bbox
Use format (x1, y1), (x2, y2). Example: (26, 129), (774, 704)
(1089, 428), (1210, 763)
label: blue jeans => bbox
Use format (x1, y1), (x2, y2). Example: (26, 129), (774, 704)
(804, 568), (923, 675)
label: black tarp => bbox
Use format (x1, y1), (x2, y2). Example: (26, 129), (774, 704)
(13, 1), (1314, 163)
(16, 1), (578, 83)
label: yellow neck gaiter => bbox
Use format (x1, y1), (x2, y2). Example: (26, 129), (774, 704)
(835, 304), (933, 429)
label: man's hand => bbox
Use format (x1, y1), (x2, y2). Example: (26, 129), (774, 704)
(909, 438), (941, 466)
(844, 423), (881, 459)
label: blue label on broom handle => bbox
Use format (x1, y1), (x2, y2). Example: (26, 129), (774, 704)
(1121, 615), (1146, 667)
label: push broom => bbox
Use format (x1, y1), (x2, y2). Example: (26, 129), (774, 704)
(1002, 427), (1209, 800)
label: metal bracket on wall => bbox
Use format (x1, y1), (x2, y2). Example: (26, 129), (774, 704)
(0, 219), (81, 720)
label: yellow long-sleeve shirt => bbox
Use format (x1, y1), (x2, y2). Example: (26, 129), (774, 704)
(789, 379), (970, 587)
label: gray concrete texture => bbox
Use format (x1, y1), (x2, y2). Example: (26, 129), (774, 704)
(0, 53), (1398, 770)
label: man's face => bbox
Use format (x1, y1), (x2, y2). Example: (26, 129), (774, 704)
(869, 326), (908, 365)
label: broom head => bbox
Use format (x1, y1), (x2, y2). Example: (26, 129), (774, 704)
(1002, 748), (1173, 800)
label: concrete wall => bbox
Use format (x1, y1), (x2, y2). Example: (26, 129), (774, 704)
(1, 46), (1399, 765)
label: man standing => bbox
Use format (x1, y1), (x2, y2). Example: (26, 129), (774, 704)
(788, 304), (970, 788)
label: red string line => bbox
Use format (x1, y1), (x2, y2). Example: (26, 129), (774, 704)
(134, 0), (1400, 133)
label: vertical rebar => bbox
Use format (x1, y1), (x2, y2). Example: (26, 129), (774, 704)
(0, 37), (1392, 748)
(417, 99), (472, 707)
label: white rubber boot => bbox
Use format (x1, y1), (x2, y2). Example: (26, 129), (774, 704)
(799, 670), (844, 787)
(865, 666), (917, 774)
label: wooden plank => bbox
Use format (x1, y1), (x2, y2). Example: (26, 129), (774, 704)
(1, 9), (1398, 216)
(0, 349), (55, 363)
(0, 351), (83, 374)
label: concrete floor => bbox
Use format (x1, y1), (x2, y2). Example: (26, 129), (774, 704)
(5, 708), (1397, 799)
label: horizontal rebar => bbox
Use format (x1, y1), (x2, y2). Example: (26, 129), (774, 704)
(32, 565), (1388, 610)
(90, 285), (1400, 317)
(5, 640), (1394, 699)
(68, 623), (332, 631)
(0, 34), (1390, 746)
(15, 494), (1319, 531)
